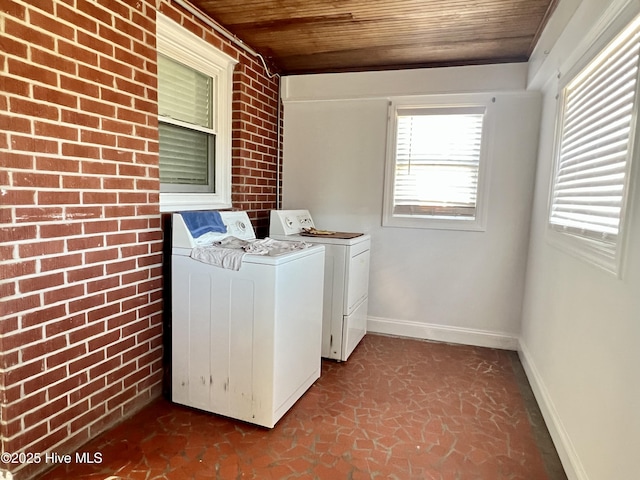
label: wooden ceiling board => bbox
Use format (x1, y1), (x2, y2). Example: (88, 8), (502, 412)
(187, 0), (559, 74)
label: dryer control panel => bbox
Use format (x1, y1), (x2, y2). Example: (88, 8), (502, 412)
(270, 209), (315, 236)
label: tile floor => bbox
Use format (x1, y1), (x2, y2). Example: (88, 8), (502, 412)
(38, 334), (566, 479)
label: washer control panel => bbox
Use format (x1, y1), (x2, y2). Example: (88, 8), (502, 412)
(270, 210), (315, 236)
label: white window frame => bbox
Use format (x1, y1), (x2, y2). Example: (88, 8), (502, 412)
(547, 13), (640, 277)
(156, 13), (237, 212)
(383, 94), (494, 231)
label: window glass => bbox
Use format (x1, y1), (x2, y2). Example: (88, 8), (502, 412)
(548, 14), (640, 274)
(393, 107), (484, 219)
(158, 54), (212, 128)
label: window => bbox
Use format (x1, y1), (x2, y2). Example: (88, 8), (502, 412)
(156, 14), (237, 212)
(383, 96), (493, 230)
(548, 14), (640, 275)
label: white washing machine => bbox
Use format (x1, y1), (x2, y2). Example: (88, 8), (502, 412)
(171, 211), (325, 428)
(270, 209), (370, 362)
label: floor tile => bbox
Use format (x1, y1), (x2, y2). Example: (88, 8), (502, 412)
(37, 334), (566, 480)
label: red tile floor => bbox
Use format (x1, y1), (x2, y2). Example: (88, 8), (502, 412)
(38, 334), (566, 479)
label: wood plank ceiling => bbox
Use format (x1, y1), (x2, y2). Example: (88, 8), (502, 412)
(187, 0), (559, 75)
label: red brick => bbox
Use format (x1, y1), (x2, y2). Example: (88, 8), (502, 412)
(88, 330), (120, 352)
(101, 148), (134, 165)
(13, 171), (60, 188)
(0, 293), (40, 317)
(102, 118), (134, 135)
(4, 422), (48, 452)
(36, 156), (81, 173)
(77, 29), (114, 56)
(69, 350), (105, 375)
(47, 371), (88, 400)
(19, 272), (65, 293)
(49, 399), (90, 430)
(45, 313), (86, 338)
(103, 177), (134, 190)
(46, 343), (87, 369)
(81, 161), (117, 176)
(67, 265), (104, 282)
(135, 323), (162, 345)
(1, 392), (48, 424)
(106, 232), (137, 246)
(68, 321), (104, 345)
(124, 365), (150, 388)
(22, 304), (67, 328)
(31, 47), (76, 76)
(72, 404), (107, 433)
(106, 337), (136, 360)
(114, 46), (145, 71)
(43, 284), (85, 307)
(122, 269), (147, 285)
(76, 0), (113, 24)
(89, 356), (121, 381)
(106, 285), (136, 303)
(106, 259), (136, 275)
(0, 259), (37, 280)
(87, 303), (120, 323)
(85, 248), (119, 264)
(122, 294), (147, 312)
(1, 113), (31, 133)
(138, 277), (162, 294)
(138, 253), (162, 267)
(5, 18), (55, 50)
(11, 134), (59, 153)
(87, 276), (120, 294)
(23, 364), (67, 395)
(78, 65), (114, 88)
(80, 128), (117, 146)
(60, 75), (100, 98)
(40, 253), (83, 272)
(61, 142), (100, 159)
(116, 106), (146, 124)
(1, 75), (30, 97)
(104, 205), (136, 217)
(40, 222), (82, 238)
(121, 244), (147, 258)
(57, 3), (97, 33)
(9, 97), (60, 120)
(62, 175), (101, 190)
(3, 359), (45, 388)
(1, 1), (26, 19)
(66, 235), (104, 251)
(106, 385), (136, 411)
(58, 39), (99, 66)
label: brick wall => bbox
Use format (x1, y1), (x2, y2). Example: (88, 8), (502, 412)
(0, 1), (281, 478)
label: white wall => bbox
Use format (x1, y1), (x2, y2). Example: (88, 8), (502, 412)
(521, 0), (640, 479)
(281, 64), (541, 349)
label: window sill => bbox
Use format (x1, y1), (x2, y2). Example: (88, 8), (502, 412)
(159, 193), (232, 213)
(382, 214), (486, 232)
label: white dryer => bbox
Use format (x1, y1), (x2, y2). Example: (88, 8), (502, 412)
(171, 211), (325, 428)
(270, 209), (370, 362)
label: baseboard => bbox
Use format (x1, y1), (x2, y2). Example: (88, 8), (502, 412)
(518, 340), (589, 480)
(367, 316), (519, 350)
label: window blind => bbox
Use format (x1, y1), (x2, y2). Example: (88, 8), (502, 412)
(158, 54), (212, 128)
(549, 20), (640, 262)
(393, 107), (485, 219)
(157, 54), (215, 190)
(158, 124), (211, 186)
